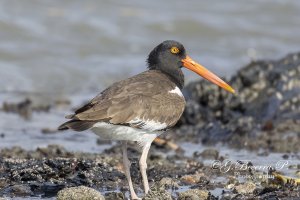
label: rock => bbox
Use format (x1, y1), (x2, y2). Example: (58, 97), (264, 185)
(178, 189), (209, 200)
(234, 182), (256, 194)
(143, 183), (172, 200)
(296, 171), (300, 178)
(57, 186), (104, 200)
(105, 192), (125, 200)
(2, 184), (32, 197)
(177, 52), (300, 152)
(1, 98), (51, 120)
(41, 182), (65, 197)
(194, 148), (219, 160)
(2, 98), (32, 120)
(226, 183), (235, 190)
(0, 146), (125, 198)
(41, 127), (59, 134)
(180, 174), (207, 185)
(158, 177), (179, 189)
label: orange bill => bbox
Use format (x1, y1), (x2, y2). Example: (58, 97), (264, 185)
(182, 56), (235, 93)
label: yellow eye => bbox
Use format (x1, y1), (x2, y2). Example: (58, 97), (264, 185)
(170, 47), (180, 54)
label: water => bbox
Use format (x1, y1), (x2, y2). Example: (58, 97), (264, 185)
(0, 0), (300, 100)
(1, 0), (300, 147)
(0, 1), (299, 198)
(181, 142), (299, 177)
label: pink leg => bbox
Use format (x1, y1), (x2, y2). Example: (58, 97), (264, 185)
(122, 141), (140, 200)
(139, 142), (151, 194)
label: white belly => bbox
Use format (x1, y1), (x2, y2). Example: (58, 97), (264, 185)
(91, 122), (161, 143)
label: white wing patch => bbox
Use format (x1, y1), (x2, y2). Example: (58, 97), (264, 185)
(169, 86), (183, 97)
(129, 118), (167, 131)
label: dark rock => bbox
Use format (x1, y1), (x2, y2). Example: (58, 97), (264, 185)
(1, 184), (32, 197)
(282, 154), (289, 159)
(2, 99), (32, 119)
(0, 145), (205, 198)
(105, 192), (125, 200)
(97, 138), (112, 145)
(41, 182), (65, 198)
(178, 52), (300, 152)
(0, 146), (124, 198)
(158, 177), (179, 189)
(1, 98), (51, 120)
(194, 149), (219, 160)
(41, 128), (59, 134)
(143, 183), (172, 200)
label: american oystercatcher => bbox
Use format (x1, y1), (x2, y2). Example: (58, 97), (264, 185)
(58, 40), (235, 199)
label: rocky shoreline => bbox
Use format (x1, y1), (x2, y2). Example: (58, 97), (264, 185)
(176, 52), (300, 152)
(0, 144), (299, 199)
(1, 52), (300, 199)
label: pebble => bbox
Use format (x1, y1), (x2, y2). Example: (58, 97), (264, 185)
(159, 177), (179, 189)
(180, 174), (203, 185)
(143, 184), (172, 200)
(178, 189), (209, 200)
(296, 171), (300, 178)
(234, 182), (256, 194)
(199, 149), (219, 160)
(105, 192), (125, 200)
(57, 186), (105, 200)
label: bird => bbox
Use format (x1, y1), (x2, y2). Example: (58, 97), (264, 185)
(58, 40), (235, 199)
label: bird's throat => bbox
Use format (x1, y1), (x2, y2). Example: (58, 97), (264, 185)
(161, 68), (184, 89)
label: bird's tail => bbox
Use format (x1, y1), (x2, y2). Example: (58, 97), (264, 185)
(58, 120), (95, 132)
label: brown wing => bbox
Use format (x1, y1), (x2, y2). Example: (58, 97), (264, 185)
(58, 70), (185, 131)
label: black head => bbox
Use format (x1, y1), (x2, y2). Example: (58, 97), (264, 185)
(147, 40), (186, 70)
(147, 40), (187, 88)
(146, 40), (236, 93)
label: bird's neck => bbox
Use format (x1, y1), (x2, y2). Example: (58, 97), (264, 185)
(160, 68), (184, 89)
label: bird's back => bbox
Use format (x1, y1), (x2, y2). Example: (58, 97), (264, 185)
(58, 70), (186, 133)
